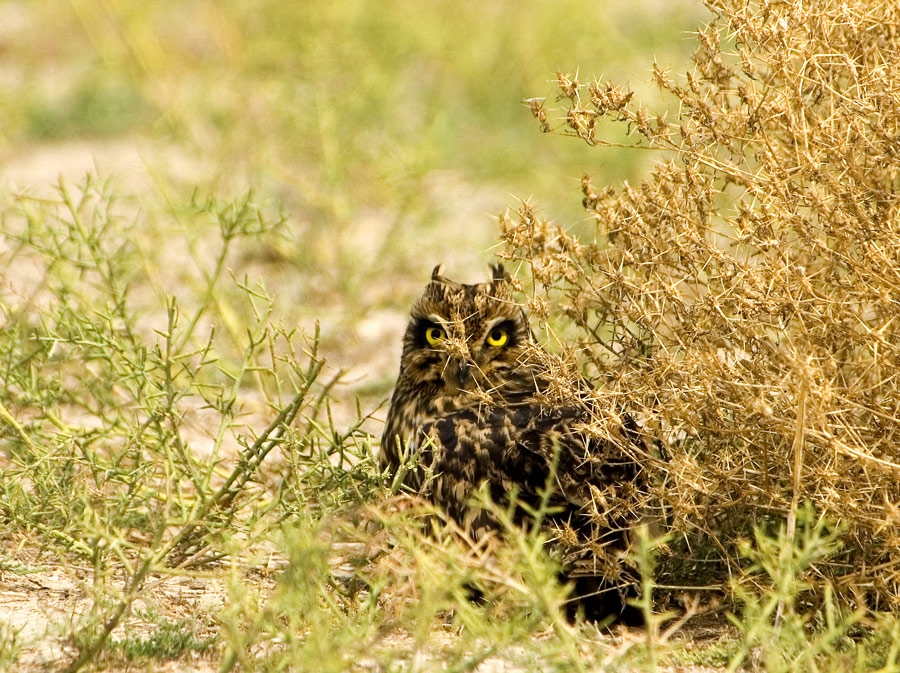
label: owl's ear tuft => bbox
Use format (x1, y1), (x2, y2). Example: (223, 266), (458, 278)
(490, 264), (507, 290)
(431, 264), (445, 282)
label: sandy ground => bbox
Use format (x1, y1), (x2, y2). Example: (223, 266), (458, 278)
(0, 547), (230, 670)
(1, 541), (730, 672)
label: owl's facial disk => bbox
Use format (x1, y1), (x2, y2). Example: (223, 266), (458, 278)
(412, 314), (521, 395)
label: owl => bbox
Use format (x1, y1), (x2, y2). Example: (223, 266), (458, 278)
(381, 264), (647, 622)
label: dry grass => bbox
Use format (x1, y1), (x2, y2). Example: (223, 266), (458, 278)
(507, 0), (900, 612)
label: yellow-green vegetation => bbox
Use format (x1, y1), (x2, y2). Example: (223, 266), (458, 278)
(1, 0), (900, 671)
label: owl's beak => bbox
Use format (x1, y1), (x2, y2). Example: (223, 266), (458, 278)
(444, 357), (471, 392)
(456, 359), (470, 388)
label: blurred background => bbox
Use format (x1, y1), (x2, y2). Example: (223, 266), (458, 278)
(0, 0), (704, 417)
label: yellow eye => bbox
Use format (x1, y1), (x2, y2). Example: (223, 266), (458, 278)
(486, 327), (509, 347)
(424, 326), (446, 346)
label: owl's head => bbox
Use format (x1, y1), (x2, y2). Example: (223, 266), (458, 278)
(398, 264), (535, 397)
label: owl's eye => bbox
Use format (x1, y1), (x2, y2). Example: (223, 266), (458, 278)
(424, 325), (446, 346)
(486, 327), (509, 347)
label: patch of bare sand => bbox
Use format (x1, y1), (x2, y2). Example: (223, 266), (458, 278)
(0, 544), (268, 672)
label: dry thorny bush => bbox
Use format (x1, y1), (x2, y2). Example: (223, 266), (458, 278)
(508, 0), (900, 610)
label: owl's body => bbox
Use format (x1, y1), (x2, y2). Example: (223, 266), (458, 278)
(382, 265), (645, 621)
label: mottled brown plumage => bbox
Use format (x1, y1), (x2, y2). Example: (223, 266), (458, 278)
(381, 264), (646, 621)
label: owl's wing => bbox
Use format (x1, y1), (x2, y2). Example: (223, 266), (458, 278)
(418, 402), (648, 622)
(419, 403), (645, 547)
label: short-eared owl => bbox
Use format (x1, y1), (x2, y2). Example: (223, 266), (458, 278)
(382, 264), (646, 621)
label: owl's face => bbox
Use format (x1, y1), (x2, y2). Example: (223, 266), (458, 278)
(396, 264), (534, 400)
